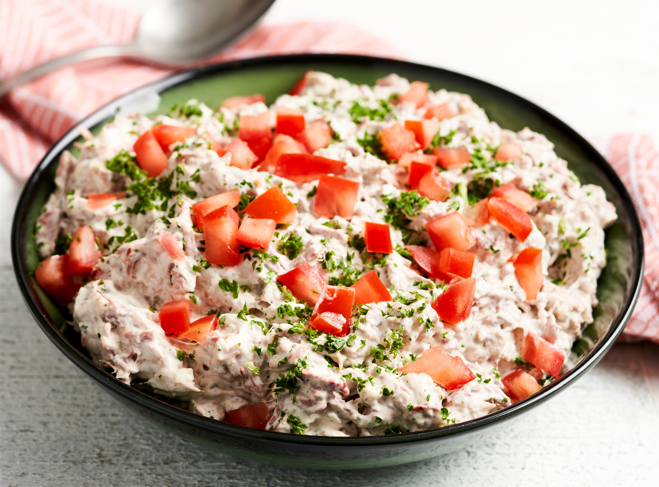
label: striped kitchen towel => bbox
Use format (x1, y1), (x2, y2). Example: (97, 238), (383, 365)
(0, 0), (656, 342)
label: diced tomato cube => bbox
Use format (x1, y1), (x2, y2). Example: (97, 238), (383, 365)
(158, 299), (191, 335)
(398, 152), (438, 168)
(424, 102), (457, 120)
(239, 111), (271, 141)
(68, 226), (100, 278)
(522, 333), (565, 378)
(133, 130), (168, 178)
(85, 192), (125, 210)
(275, 106), (306, 138)
(244, 186), (297, 224)
(513, 248), (543, 300)
(399, 81), (428, 108)
(364, 222), (393, 254)
(277, 263), (326, 306)
(495, 142), (522, 161)
(298, 119), (332, 152)
(258, 134), (306, 173)
(274, 153), (346, 183)
(152, 125), (196, 152)
(159, 233), (185, 261)
(439, 248), (475, 280)
(407, 160), (434, 188)
(379, 123), (421, 160)
(309, 312), (346, 335)
(431, 277), (476, 325)
(243, 136), (273, 164)
(192, 189), (241, 231)
(225, 138), (258, 169)
(221, 94), (266, 110)
(351, 270), (392, 304)
(204, 132), (224, 155)
(311, 285), (356, 336)
(400, 346), (476, 390)
(490, 183), (538, 212)
(462, 198), (490, 226)
(433, 146), (471, 169)
(227, 403), (272, 430)
(502, 369), (541, 403)
(487, 197), (533, 242)
(178, 314), (218, 342)
(34, 254), (80, 306)
(406, 245), (445, 280)
(404, 119), (441, 151)
(289, 70), (312, 96)
(235, 218), (276, 251)
(418, 168), (453, 202)
(313, 175), (359, 220)
(203, 205), (241, 266)
(426, 212), (475, 252)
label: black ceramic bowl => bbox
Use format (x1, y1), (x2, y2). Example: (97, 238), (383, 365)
(11, 54), (643, 469)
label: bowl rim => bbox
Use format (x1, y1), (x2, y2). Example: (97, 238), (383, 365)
(11, 53), (644, 447)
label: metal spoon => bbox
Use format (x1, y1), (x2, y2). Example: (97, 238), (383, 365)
(0, 0), (275, 97)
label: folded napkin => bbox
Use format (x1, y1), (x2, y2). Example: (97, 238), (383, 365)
(0, 0), (655, 342)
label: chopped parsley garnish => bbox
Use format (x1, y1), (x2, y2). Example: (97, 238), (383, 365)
(287, 414), (308, 435)
(381, 191), (429, 244)
(530, 181), (548, 200)
(218, 279), (239, 299)
(278, 233), (304, 259)
(427, 129), (457, 151)
(467, 176), (498, 204)
(106, 150), (146, 181)
(577, 227), (590, 240)
(176, 350), (186, 361)
(238, 194), (254, 211)
(357, 131), (384, 159)
(306, 186), (317, 198)
(321, 250), (362, 286)
(348, 234), (366, 252)
(558, 218), (567, 235)
(349, 99), (394, 124)
(274, 358), (307, 396)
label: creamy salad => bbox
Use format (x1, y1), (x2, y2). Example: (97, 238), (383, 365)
(34, 71), (617, 436)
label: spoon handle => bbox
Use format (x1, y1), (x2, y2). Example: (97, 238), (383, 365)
(0, 45), (143, 98)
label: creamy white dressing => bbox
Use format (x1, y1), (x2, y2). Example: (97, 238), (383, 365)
(35, 71), (617, 436)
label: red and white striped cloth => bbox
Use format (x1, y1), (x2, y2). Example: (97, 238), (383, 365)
(0, 0), (656, 342)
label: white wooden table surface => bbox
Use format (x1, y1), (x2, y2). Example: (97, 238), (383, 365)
(2, 1), (659, 485)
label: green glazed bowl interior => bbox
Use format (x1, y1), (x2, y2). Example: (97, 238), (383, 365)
(11, 54), (643, 469)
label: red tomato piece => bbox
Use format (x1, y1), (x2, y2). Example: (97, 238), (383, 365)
(433, 146), (471, 169)
(406, 245), (445, 280)
(463, 198), (490, 226)
(309, 312), (346, 335)
(298, 119), (332, 152)
(192, 189), (241, 231)
(399, 81), (428, 108)
(418, 168), (453, 202)
(364, 222), (393, 254)
(178, 314), (218, 342)
(239, 111), (271, 141)
(431, 277), (476, 325)
(152, 125), (196, 152)
(159, 233), (185, 261)
(277, 263), (326, 306)
(407, 160), (434, 188)
(275, 106), (306, 137)
(244, 186), (297, 224)
(225, 138), (258, 170)
(490, 183), (538, 212)
(35, 254), (80, 306)
(221, 94), (266, 110)
(204, 132), (224, 155)
(513, 248), (543, 300)
(289, 70), (312, 96)
(235, 218), (276, 251)
(158, 299), (191, 335)
(133, 130), (168, 178)
(258, 134), (306, 173)
(487, 197), (533, 242)
(424, 102), (457, 120)
(379, 123), (421, 160)
(244, 136), (273, 164)
(313, 175), (360, 220)
(502, 369), (541, 403)
(398, 152), (438, 168)
(351, 270), (392, 305)
(203, 205), (241, 266)
(404, 119), (441, 151)
(227, 403), (272, 430)
(68, 226), (101, 278)
(426, 212), (475, 252)
(85, 192), (125, 210)
(400, 346), (476, 390)
(274, 153), (346, 183)
(439, 248), (475, 280)
(522, 333), (565, 378)
(495, 142), (522, 161)
(311, 285), (356, 337)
